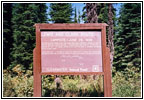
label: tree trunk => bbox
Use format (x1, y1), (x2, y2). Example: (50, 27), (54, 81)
(108, 4), (114, 69)
(86, 3), (98, 23)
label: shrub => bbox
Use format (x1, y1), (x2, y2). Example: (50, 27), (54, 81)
(112, 67), (141, 97)
(3, 64), (33, 97)
(3, 64), (141, 97)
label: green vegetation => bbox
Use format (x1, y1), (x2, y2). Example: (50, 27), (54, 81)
(74, 7), (78, 23)
(49, 3), (73, 23)
(112, 68), (141, 97)
(42, 75), (104, 97)
(10, 3), (47, 69)
(3, 65), (33, 97)
(3, 3), (141, 97)
(112, 3), (141, 97)
(3, 65), (140, 97)
(113, 3), (141, 71)
(3, 65), (104, 97)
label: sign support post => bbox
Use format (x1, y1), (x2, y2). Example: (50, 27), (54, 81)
(33, 26), (42, 97)
(101, 26), (112, 97)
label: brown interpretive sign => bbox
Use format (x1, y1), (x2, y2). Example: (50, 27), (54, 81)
(41, 31), (102, 73)
(33, 23), (112, 97)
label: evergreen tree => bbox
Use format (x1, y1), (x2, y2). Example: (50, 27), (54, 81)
(74, 7), (78, 23)
(113, 3), (141, 71)
(3, 3), (13, 69)
(97, 3), (108, 23)
(49, 3), (73, 23)
(81, 4), (87, 23)
(10, 3), (47, 69)
(78, 9), (81, 23)
(36, 4), (48, 23)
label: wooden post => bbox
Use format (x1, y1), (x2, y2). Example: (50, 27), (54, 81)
(101, 26), (107, 97)
(101, 26), (112, 97)
(33, 25), (42, 97)
(106, 47), (112, 97)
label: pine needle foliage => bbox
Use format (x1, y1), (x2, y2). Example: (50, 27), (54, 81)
(10, 3), (47, 69)
(113, 3), (141, 71)
(49, 3), (73, 23)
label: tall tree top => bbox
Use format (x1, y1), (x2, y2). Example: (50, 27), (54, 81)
(49, 3), (73, 23)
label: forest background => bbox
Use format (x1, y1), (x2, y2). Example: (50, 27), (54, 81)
(2, 2), (141, 97)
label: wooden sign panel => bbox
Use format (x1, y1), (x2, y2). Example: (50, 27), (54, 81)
(41, 31), (102, 73)
(33, 23), (112, 97)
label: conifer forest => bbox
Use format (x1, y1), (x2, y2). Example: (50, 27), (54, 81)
(3, 3), (141, 97)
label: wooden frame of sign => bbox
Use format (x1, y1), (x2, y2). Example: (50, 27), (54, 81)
(33, 23), (112, 97)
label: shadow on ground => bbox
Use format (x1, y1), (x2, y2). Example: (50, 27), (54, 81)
(43, 88), (104, 97)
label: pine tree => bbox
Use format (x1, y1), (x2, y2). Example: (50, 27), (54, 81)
(36, 4), (48, 23)
(49, 3), (73, 23)
(81, 4), (87, 23)
(97, 3), (108, 23)
(78, 9), (81, 23)
(10, 3), (47, 69)
(74, 7), (78, 23)
(113, 3), (141, 71)
(3, 3), (13, 69)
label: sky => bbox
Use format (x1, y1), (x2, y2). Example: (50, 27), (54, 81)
(46, 3), (122, 23)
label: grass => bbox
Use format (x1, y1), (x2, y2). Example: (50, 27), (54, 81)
(42, 75), (104, 97)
